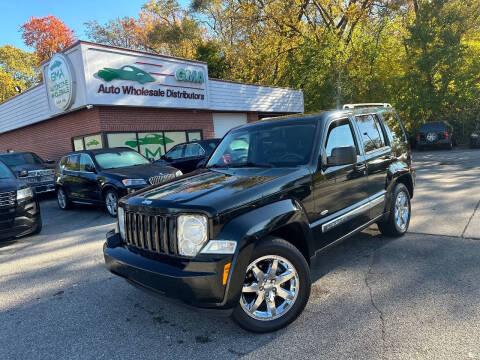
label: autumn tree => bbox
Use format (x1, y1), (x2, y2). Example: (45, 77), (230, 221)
(0, 45), (39, 102)
(21, 15), (75, 62)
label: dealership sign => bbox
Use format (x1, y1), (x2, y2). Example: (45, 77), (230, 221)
(47, 54), (75, 111)
(85, 47), (209, 109)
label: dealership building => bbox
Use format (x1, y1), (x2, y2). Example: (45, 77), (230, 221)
(0, 41), (304, 161)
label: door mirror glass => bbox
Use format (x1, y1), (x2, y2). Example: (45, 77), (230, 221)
(327, 146), (357, 166)
(84, 164), (95, 173)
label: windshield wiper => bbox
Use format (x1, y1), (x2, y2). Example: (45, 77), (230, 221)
(229, 162), (274, 168)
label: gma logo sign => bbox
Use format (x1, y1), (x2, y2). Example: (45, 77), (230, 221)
(175, 68), (205, 84)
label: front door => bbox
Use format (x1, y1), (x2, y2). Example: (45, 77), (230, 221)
(311, 117), (370, 251)
(77, 154), (102, 202)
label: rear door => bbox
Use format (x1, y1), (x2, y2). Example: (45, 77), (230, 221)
(164, 145), (186, 170)
(311, 117), (369, 249)
(353, 113), (392, 215)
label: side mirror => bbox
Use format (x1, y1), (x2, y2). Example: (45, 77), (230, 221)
(84, 164), (96, 173)
(45, 159), (55, 164)
(196, 159), (207, 169)
(148, 157), (155, 163)
(18, 170), (29, 178)
(327, 146), (357, 166)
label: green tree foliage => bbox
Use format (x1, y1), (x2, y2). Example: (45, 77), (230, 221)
(0, 45), (39, 102)
(195, 41), (229, 78)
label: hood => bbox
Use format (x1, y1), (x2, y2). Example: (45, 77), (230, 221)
(10, 163), (49, 174)
(105, 163), (178, 180)
(0, 177), (19, 192)
(124, 167), (310, 215)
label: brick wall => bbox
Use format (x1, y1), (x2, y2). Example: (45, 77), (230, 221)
(247, 112), (259, 123)
(0, 107), (102, 160)
(98, 106), (215, 139)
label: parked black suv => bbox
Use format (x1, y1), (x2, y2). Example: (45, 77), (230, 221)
(55, 148), (181, 217)
(470, 127), (480, 148)
(155, 139), (221, 174)
(104, 104), (415, 332)
(0, 160), (42, 240)
(416, 121), (455, 150)
(0, 152), (55, 194)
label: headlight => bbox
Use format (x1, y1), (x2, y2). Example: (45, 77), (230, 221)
(471, 134), (479, 138)
(17, 187), (33, 201)
(122, 179), (147, 186)
(117, 207), (125, 240)
(177, 214), (208, 257)
(175, 170), (183, 177)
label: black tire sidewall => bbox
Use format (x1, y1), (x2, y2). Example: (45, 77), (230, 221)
(105, 189), (118, 217)
(232, 238), (311, 333)
(57, 188), (69, 210)
(391, 184), (411, 235)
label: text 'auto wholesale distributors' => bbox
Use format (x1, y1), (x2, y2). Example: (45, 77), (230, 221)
(97, 84), (205, 100)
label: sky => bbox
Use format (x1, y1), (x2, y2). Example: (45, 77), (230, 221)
(1, 0), (189, 52)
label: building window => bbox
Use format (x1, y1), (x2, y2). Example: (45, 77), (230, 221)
(73, 133), (104, 151)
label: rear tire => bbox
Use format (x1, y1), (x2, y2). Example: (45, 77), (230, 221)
(57, 187), (72, 210)
(231, 237), (310, 333)
(377, 183), (411, 237)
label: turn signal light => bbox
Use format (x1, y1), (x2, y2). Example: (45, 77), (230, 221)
(222, 263), (231, 285)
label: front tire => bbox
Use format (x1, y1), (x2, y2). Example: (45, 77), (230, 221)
(232, 237), (311, 333)
(57, 187), (72, 210)
(377, 183), (411, 237)
(104, 189), (119, 217)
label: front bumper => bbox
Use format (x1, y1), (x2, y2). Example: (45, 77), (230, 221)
(104, 232), (235, 309)
(0, 200), (41, 240)
(31, 182), (55, 194)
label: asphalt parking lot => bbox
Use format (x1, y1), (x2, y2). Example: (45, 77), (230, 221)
(1, 148), (479, 360)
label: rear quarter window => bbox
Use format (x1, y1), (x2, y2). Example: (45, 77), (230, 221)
(381, 111), (407, 150)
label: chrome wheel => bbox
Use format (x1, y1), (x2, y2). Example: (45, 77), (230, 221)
(57, 189), (67, 209)
(394, 191), (409, 231)
(105, 191), (118, 216)
(240, 255), (299, 321)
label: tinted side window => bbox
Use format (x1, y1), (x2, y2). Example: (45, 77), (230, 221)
(65, 155), (79, 171)
(355, 114), (386, 153)
(325, 120), (357, 157)
(79, 154), (95, 172)
(185, 144), (205, 157)
(381, 112), (406, 149)
(166, 145), (185, 160)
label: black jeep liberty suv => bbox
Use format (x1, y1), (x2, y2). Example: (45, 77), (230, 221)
(104, 103), (415, 333)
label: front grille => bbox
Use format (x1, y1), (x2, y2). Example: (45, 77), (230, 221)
(0, 191), (16, 208)
(148, 173), (176, 185)
(26, 169), (54, 184)
(124, 211), (177, 255)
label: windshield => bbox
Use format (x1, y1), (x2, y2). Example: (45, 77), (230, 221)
(207, 120), (317, 168)
(0, 161), (14, 179)
(0, 153), (43, 167)
(94, 150), (150, 169)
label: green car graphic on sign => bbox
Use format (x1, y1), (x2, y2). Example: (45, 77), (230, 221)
(97, 65), (155, 84)
(124, 134), (174, 148)
(86, 139), (100, 147)
(50, 60), (62, 71)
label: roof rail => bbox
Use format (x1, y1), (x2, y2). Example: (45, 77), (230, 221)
(342, 103), (392, 110)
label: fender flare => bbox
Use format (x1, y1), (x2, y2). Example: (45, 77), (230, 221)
(216, 199), (313, 308)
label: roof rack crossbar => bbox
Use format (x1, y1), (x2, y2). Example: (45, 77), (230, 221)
(342, 103), (392, 110)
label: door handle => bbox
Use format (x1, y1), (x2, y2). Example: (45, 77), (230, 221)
(354, 164), (367, 173)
